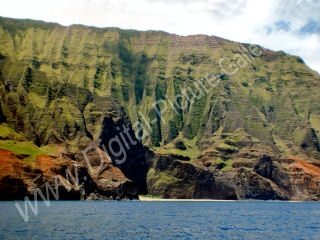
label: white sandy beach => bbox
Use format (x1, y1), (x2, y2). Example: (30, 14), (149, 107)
(139, 196), (237, 202)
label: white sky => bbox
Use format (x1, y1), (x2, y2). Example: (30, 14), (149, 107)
(0, 0), (319, 73)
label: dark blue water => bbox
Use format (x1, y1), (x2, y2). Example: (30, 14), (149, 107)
(0, 201), (320, 240)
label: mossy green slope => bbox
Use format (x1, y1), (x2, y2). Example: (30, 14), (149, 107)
(0, 16), (319, 161)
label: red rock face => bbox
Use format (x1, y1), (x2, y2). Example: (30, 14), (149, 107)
(286, 155), (320, 200)
(0, 149), (31, 200)
(0, 148), (138, 200)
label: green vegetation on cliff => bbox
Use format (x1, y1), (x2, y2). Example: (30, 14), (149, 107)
(0, 16), (319, 160)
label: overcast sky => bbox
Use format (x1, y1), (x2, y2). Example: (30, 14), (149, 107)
(1, 0), (319, 73)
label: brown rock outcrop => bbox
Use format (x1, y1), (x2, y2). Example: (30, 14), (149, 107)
(147, 152), (320, 201)
(0, 148), (138, 201)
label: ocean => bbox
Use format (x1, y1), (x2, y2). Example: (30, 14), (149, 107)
(0, 201), (319, 239)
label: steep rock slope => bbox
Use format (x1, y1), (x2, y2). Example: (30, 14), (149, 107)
(148, 136), (320, 200)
